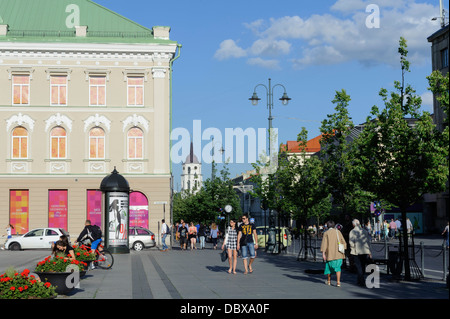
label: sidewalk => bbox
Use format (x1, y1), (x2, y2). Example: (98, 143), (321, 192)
(59, 244), (448, 300)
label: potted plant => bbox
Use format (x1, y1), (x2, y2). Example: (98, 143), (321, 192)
(0, 267), (57, 299)
(34, 255), (87, 294)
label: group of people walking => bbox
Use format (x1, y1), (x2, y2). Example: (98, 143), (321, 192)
(321, 219), (373, 287)
(162, 215), (258, 275)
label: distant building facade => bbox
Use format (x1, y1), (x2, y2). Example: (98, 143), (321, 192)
(426, 24), (449, 231)
(181, 143), (202, 194)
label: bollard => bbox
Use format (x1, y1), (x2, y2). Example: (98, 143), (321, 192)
(420, 242), (425, 277)
(443, 243), (447, 281)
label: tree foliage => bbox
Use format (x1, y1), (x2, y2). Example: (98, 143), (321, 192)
(353, 37), (449, 280)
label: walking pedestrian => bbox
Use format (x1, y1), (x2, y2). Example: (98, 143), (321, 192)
(406, 218), (414, 237)
(389, 219), (397, 239)
(442, 221), (449, 249)
(210, 223), (219, 250)
(321, 220), (346, 287)
(349, 219), (372, 287)
(237, 214), (258, 275)
(178, 221), (188, 250)
(188, 222), (197, 250)
(222, 219), (238, 274)
(383, 220), (389, 240)
(198, 223), (206, 249)
(1, 224), (14, 250)
(161, 219), (170, 251)
(374, 220), (381, 241)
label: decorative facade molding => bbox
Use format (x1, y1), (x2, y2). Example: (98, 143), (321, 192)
(45, 113), (73, 132)
(122, 114), (149, 132)
(151, 67), (166, 79)
(84, 114), (111, 132)
(6, 113), (35, 132)
(122, 69), (149, 81)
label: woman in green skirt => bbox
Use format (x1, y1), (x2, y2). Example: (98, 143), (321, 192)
(321, 221), (347, 287)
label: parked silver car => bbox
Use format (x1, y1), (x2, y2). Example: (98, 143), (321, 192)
(129, 226), (155, 251)
(5, 228), (70, 250)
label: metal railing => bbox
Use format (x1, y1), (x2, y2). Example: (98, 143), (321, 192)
(283, 233), (449, 281)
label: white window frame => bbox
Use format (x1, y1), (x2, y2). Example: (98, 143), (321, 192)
(89, 127), (106, 160)
(12, 75), (30, 105)
(89, 76), (106, 106)
(50, 75), (68, 106)
(50, 127), (67, 159)
(11, 127), (29, 159)
(127, 77), (144, 107)
(127, 127), (144, 160)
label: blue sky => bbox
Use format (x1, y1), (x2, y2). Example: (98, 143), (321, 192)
(96, 0), (447, 190)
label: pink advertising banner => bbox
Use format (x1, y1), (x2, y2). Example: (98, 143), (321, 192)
(87, 190), (102, 228)
(129, 191), (148, 229)
(48, 190), (68, 230)
(9, 190), (29, 235)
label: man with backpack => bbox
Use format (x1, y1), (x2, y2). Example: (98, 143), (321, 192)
(77, 219), (103, 252)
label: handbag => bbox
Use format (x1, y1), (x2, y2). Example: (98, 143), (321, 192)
(220, 248), (228, 262)
(336, 229), (345, 254)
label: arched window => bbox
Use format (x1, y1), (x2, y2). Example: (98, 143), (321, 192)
(12, 127), (28, 159)
(50, 127), (66, 159)
(127, 127), (143, 159)
(89, 127), (105, 159)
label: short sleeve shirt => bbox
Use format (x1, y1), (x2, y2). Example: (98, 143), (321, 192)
(238, 223), (255, 245)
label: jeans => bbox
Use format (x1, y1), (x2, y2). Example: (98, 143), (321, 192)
(199, 236), (205, 248)
(241, 242), (256, 259)
(162, 233), (168, 250)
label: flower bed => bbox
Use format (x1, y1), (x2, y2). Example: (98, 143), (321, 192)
(0, 267), (57, 299)
(73, 244), (96, 262)
(35, 255), (87, 273)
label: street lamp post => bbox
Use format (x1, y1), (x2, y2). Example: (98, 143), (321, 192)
(249, 78), (291, 156)
(249, 78), (290, 254)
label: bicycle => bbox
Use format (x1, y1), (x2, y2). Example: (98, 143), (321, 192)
(78, 241), (114, 270)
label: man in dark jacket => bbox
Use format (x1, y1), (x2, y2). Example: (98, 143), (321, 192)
(77, 219), (102, 251)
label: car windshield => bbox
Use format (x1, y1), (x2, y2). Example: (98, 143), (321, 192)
(25, 229), (44, 237)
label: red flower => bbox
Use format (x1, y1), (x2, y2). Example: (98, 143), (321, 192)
(18, 287), (23, 292)
(10, 287), (15, 291)
(44, 282), (51, 288)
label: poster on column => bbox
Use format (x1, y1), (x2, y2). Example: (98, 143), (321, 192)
(9, 190), (29, 235)
(48, 190), (68, 230)
(107, 192), (128, 247)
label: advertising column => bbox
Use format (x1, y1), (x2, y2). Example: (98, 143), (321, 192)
(107, 192), (129, 251)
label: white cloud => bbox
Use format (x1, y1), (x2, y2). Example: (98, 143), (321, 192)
(249, 39), (291, 56)
(214, 39), (247, 60)
(215, 0), (441, 69)
(247, 57), (281, 70)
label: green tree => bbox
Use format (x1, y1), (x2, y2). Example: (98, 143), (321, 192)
(173, 163), (242, 227)
(281, 127), (330, 259)
(319, 89), (371, 219)
(353, 37), (449, 280)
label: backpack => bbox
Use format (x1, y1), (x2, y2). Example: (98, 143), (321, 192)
(88, 225), (102, 241)
(165, 223), (171, 235)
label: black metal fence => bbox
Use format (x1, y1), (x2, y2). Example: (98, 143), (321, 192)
(282, 233), (449, 281)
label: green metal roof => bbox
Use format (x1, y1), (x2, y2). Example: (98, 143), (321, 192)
(0, 0), (175, 44)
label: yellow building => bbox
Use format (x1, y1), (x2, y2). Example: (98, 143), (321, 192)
(0, 0), (180, 238)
